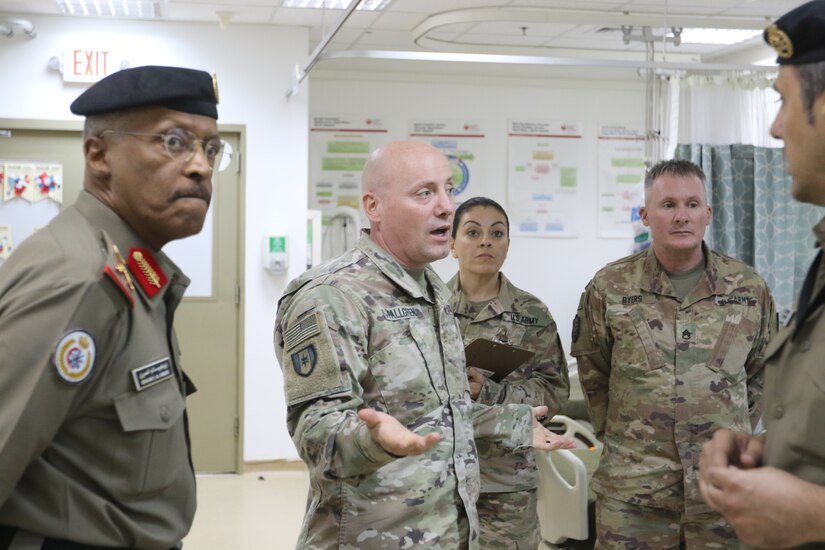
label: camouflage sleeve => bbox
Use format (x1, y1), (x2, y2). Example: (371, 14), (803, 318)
(476, 318), (570, 418)
(570, 282), (612, 438)
(471, 402), (534, 456)
(743, 282), (779, 427)
(275, 285), (398, 483)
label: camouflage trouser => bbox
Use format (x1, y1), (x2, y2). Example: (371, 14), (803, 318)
(476, 489), (541, 550)
(594, 495), (737, 549)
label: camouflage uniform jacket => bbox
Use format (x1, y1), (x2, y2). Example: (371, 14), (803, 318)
(274, 232), (534, 549)
(571, 244), (776, 515)
(757, 218), (825, 550)
(447, 272), (570, 493)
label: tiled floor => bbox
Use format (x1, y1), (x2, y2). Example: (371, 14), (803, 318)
(184, 462), (592, 549)
(184, 464), (310, 549)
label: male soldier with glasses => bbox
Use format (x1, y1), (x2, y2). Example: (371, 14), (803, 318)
(0, 65), (223, 549)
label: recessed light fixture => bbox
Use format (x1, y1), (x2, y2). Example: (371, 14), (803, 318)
(677, 28), (761, 46)
(55, 0), (167, 19)
(282, 0), (391, 11)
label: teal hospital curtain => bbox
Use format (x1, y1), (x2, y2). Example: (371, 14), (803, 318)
(675, 143), (825, 313)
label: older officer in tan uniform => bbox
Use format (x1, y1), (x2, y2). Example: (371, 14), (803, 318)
(448, 196), (570, 549)
(274, 141), (572, 550)
(572, 159), (777, 549)
(700, 2), (825, 548)
(0, 66), (222, 549)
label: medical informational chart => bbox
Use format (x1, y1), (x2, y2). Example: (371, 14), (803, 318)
(409, 120), (485, 201)
(507, 120), (584, 238)
(597, 125), (646, 239)
(309, 115), (388, 220)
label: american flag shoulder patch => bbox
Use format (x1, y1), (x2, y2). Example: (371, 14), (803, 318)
(284, 312), (321, 350)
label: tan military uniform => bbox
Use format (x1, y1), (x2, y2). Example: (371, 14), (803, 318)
(274, 231), (535, 550)
(758, 217), (825, 550)
(572, 244), (776, 520)
(0, 191), (195, 549)
(448, 273), (569, 549)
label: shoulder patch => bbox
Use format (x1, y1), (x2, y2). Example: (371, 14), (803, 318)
(291, 344), (318, 377)
(572, 314), (581, 343)
(281, 310), (348, 405)
(54, 330), (96, 384)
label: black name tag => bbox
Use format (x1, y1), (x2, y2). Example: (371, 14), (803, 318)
(131, 358), (174, 392)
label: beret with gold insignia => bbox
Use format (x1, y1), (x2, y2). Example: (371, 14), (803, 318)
(764, 0), (825, 65)
(70, 65), (219, 119)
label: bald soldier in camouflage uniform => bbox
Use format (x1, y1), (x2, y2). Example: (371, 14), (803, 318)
(274, 141), (570, 549)
(572, 159), (777, 549)
(448, 196), (570, 549)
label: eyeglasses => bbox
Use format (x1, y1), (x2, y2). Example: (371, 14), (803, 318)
(100, 128), (228, 168)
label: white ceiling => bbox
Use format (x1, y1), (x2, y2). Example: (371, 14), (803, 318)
(0, 0), (805, 77)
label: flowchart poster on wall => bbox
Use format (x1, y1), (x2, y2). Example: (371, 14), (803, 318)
(506, 120), (584, 238)
(409, 120), (485, 201)
(309, 115), (388, 222)
(597, 125), (646, 238)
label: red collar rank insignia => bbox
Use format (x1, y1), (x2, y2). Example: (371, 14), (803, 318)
(127, 248), (168, 298)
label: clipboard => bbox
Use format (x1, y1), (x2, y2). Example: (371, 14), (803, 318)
(464, 338), (535, 382)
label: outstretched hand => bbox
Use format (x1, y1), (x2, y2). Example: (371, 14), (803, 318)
(357, 408), (441, 457)
(531, 406), (576, 451)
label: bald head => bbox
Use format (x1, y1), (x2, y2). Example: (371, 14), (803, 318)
(361, 140), (456, 269)
(362, 141), (448, 196)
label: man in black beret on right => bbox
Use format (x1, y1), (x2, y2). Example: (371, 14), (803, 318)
(0, 65), (222, 549)
(699, 1), (825, 548)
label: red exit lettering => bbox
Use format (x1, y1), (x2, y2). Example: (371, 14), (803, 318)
(72, 50), (109, 77)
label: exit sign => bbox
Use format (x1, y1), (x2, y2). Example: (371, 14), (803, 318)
(63, 49), (113, 83)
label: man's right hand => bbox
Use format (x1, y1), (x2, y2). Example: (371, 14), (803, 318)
(357, 408), (441, 456)
(700, 429), (764, 471)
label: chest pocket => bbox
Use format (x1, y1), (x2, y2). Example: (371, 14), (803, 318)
(608, 306), (667, 378)
(112, 377), (186, 497)
(367, 320), (447, 424)
(704, 305), (759, 384)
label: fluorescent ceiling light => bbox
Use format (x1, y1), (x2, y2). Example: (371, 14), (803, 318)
(55, 0), (165, 18)
(677, 28), (761, 45)
(282, 0), (391, 11)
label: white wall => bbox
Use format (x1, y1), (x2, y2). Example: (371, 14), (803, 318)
(1, 21), (651, 461)
(0, 15), (308, 461)
(309, 69), (647, 368)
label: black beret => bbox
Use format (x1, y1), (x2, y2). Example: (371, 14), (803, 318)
(70, 65), (219, 119)
(764, 0), (825, 65)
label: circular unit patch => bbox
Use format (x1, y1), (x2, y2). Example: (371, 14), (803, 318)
(54, 330), (96, 384)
